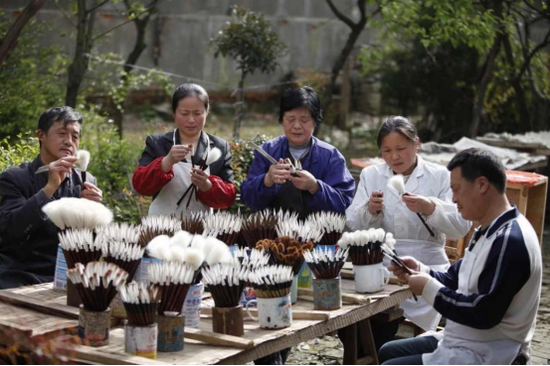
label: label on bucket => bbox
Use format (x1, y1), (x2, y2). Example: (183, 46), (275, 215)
(54, 245), (67, 291)
(183, 283), (203, 328)
(297, 262), (312, 288)
(133, 256), (161, 283)
(125, 325), (157, 359)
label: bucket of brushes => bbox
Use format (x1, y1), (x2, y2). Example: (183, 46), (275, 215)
(120, 282), (160, 359)
(179, 211), (205, 235)
(247, 265), (294, 330)
(202, 261), (248, 336)
(304, 246), (349, 310)
(202, 211), (242, 249)
(233, 248), (271, 307)
(67, 261), (128, 347)
(305, 211), (346, 248)
(240, 209), (279, 248)
(338, 229), (390, 293)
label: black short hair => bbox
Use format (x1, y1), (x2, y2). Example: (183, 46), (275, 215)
(278, 86), (322, 125)
(37, 106), (83, 133)
(447, 148), (507, 193)
(171, 83), (210, 113)
(377, 116), (418, 149)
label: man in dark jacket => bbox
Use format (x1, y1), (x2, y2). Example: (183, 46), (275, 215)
(0, 107), (102, 289)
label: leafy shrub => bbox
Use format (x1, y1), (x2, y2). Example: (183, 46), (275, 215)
(0, 134), (40, 172)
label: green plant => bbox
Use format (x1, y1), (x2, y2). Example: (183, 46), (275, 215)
(0, 133), (39, 172)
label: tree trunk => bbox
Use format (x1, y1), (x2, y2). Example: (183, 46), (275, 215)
(502, 35), (531, 129)
(0, 0), (45, 68)
(233, 71), (245, 139)
(65, 0), (96, 108)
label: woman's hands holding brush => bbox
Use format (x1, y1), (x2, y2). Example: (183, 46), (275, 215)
(191, 168), (212, 192)
(401, 193), (435, 215)
(161, 144), (192, 172)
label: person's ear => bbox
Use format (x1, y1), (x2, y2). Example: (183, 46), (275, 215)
(477, 176), (490, 194)
(37, 129), (45, 142)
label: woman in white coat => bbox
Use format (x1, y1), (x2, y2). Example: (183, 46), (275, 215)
(346, 116), (471, 348)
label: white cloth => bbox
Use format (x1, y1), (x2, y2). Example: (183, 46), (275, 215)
(149, 129), (210, 217)
(346, 156), (471, 330)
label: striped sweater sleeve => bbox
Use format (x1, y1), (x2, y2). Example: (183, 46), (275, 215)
(423, 221), (531, 329)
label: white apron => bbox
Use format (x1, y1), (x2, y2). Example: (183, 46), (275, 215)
(149, 129), (211, 218)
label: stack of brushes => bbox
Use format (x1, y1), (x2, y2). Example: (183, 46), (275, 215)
(305, 211), (346, 246)
(99, 223), (144, 281)
(276, 220), (324, 246)
(203, 211), (242, 246)
(179, 211), (205, 235)
(138, 215), (181, 248)
(202, 261), (249, 307)
(249, 265), (294, 298)
(67, 261), (129, 311)
(58, 228), (102, 268)
(256, 237), (314, 276)
(119, 282), (160, 326)
(148, 261), (197, 316)
(303, 246), (349, 279)
(336, 228), (386, 265)
(42, 197), (114, 231)
(232, 248), (271, 270)
(240, 209), (278, 248)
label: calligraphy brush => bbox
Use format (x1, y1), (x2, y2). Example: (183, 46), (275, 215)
(249, 265), (294, 298)
(180, 211), (205, 234)
(388, 174), (435, 237)
(67, 261), (129, 312)
(202, 211), (242, 247)
(138, 215), (181, 248)
(233, 248), (271, 269)
(100, 240), (144, 282)
(241, 209), (278, 248)
(148, 261), (197, 316)
(305, 211), (346, 246)
(76, 150), (91, 184)
(42, 197), (114, 231)
(119, 282), (160, 326)
(58, 228), (102, 269)
(202, 261), (249, 307)
(303, 246), (349, 279)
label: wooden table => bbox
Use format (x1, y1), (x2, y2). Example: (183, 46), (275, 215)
(0, 282), (412, 365)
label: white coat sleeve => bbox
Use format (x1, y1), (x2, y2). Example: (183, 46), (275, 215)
(425, 172), (472, 240)
(345, 168), (383, 231)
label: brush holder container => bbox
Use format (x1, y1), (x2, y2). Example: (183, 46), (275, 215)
(110, 293), (126, 318)
(297, 262), (312, 289)
(290, 276), (298, 304)
(245, 294), (292, 330)
(78, 305), (111, 347)
(157, 314), (185, 352)
(212, 305), (244, 337)
(125, 323), (158, 359)
(312, 278), (342, 310)
(183, 282), (204, 329)
(53, 245), (68, 291)
(353, 263), (390, 293)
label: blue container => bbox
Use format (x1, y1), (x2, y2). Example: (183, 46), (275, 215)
(312, 277), (341, 310)
(157, 314), (184, 352)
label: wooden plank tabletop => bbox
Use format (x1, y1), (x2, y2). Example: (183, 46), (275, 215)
(0, 281), (412, 365)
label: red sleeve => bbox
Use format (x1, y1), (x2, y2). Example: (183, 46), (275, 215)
(132, 157), (174, 196)
(197, 175), (236, 209)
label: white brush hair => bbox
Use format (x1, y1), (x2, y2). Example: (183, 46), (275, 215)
(183, 248), (205, 271)
(385, 238), (396, 251)
(388, 174), (406, 195)
(337, 232), (351, 249)
(145, 235), (171, 259)
(170, 245), (187, 263)
(358, 230), (369, 246)
(169, 230), (194, 248)
(42, 197), (113, 230)
(205, 244), (232, 265)
(76, 150), (91, 172)
(42, 200), (66, 230)
(206, 147), (222, 166)
(374, 228), (386, 242)
(385, 232), (394, 241)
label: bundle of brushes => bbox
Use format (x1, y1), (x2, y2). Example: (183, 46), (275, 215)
(98, 223), (144, 281)
(58, 228), (102, 269)
(336, 228), (386, 265)
(147, 261), (197, 315)
(232, 248), (271, 270)
(303, 246), (349, 279)
(255, 237), (314, 276)
(138, 215), (181, 248)
(42, 197), (114, 231)
(240, 209), (279, 248)
(202, 211), (242, 247)
(276, 220), (324, 246)
(177, 147), (222, 208)
(179, 211), (205, 235)
(305, 211), (346, 246)
(202, 261), (249, 307)
(119, 282), (160, 326)
(67, 261), (129, 311)
(249, 265), (294, 298)
(379, 233), (418, 301)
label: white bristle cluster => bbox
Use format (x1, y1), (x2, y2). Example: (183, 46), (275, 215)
(202, 262), (249, 287)
(276, 221), (324, 244)
(388, 174), (406, 195)
(233, 248), (271, 269)
(67, 261), (128, 290)
(42, 197), (114, 230)
(119, 281), (158, 304)
(305, 211), (346, 234)
(205, 147), (222, 166)
(276, 209), (300, 223)
(147, 261), (196, 285)
(97, 223), (141, 244)
(76, 150), (91, 172)
(337, 228), (387, 249)
(249, 265), (294, 286)
(383, 232), (396, 252)
(203, 211), (242, 236)
(58, 228), (99, 252)
(101, 240), (144, 261)
(141, 215), (181, 234)
(303, 246), (349, 264)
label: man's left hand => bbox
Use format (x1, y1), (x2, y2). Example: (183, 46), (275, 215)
(81, 182), (103, 202)
(289, 170), (318, 194)
(406, 272), (432, 295)
(402, 193), (435, 215)
(191, 168), (213, 192)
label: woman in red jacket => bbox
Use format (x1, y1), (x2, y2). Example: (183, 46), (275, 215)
(132, 83), (236, 217)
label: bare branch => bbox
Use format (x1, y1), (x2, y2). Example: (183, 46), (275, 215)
(326, 0), (356, 30)
(85, 0), (111, 15)
(54, 1), (77, 27)
(516, 27), (550, 81)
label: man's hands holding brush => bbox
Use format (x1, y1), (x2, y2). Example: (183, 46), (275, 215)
(388, 255), (431, 296)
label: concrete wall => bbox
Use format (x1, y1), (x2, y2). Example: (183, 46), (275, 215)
(1, 0), (377, 92)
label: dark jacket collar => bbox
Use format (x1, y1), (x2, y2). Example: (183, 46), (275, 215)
(163, 129), (212, 165)
(485, 206), (520, 238)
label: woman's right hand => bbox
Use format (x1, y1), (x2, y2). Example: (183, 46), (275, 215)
(368, 190), (384, 214)
(161, 144), (192, 172)
(263, 159), (291, 187)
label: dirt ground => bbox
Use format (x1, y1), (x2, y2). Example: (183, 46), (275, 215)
(285, 225), (550, 365)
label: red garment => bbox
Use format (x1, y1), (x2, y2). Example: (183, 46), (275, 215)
(132, 157), (236, 209)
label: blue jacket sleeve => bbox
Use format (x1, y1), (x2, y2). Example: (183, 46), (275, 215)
(430, 259), (462, 290)
(304, 150), (355, 214)
(240, 150), (281, 211)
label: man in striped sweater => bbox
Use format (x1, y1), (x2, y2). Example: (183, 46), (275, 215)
(380, 148), (542, 365)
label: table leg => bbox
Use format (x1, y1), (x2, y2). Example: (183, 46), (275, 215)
(339, 319), (378, 364)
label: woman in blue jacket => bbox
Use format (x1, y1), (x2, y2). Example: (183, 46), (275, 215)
(241, 86), (355, 218)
